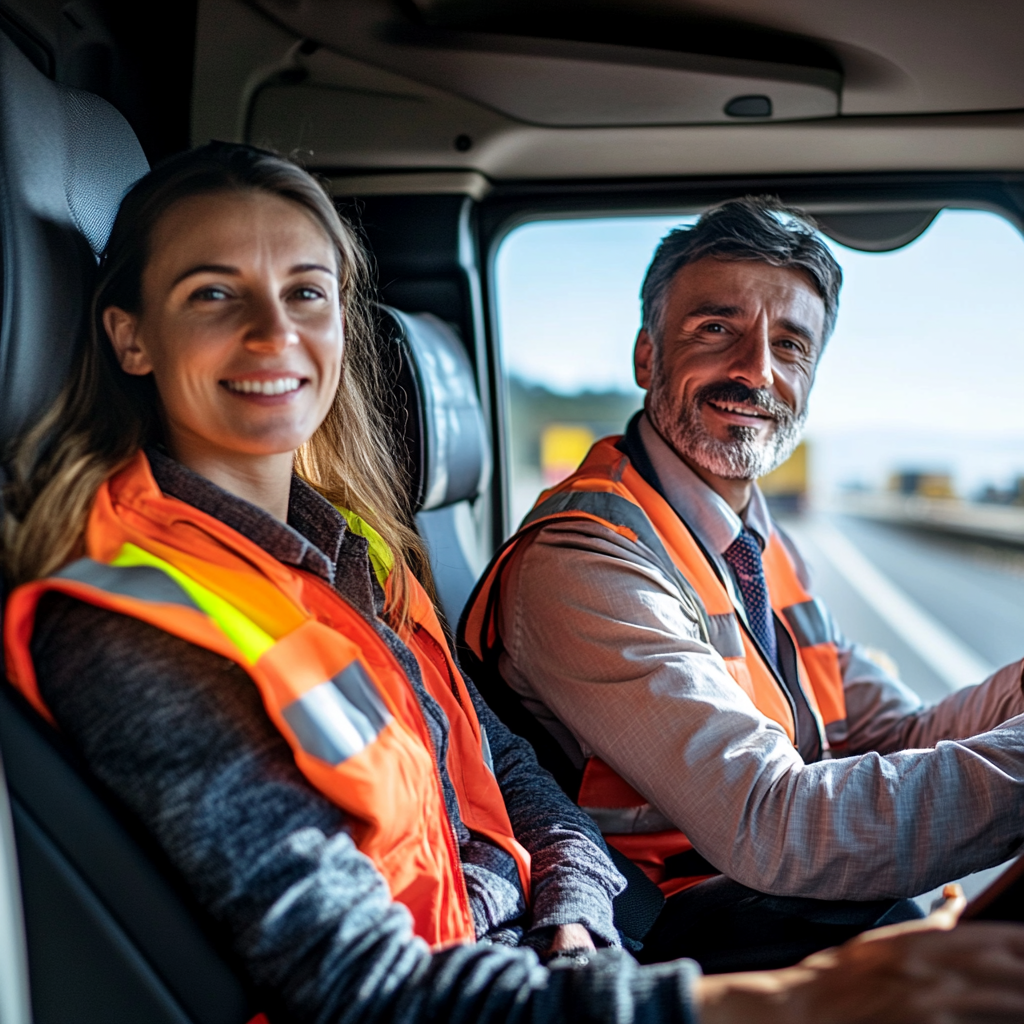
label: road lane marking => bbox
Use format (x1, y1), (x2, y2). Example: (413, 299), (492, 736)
(805, 519), (994, 691)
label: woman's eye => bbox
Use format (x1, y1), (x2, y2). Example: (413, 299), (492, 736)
(191, 285), (231, 302)
(292, 286), (326, 301)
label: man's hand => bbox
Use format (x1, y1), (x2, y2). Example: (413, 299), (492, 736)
(698, 884), (1024, 1024)
(547, 923), (596, 956)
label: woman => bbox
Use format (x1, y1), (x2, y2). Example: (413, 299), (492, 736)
(3, 142), (1024, 1024)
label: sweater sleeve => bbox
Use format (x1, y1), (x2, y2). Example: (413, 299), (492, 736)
(462, 670), (626, 947)
(27, 593), (693, 1024)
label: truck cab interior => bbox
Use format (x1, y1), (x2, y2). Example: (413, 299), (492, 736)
(2, 1), (1024, 1021)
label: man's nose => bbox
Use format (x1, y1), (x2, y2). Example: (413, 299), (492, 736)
(244, 293), (299, 351)
(728, 320), (774, 390)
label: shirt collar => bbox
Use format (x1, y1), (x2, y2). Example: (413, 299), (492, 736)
(637, 413), (773, 553)
(146, 447), (346, 584)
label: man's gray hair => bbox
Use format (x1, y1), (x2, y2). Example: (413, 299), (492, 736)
(640, 196), (843, 345)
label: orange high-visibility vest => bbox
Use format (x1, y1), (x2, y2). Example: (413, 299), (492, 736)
(463, 436), (845, 898)
(4, 451), (530, 949)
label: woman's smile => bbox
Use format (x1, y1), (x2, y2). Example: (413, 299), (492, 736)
(220, 373), (308, 400)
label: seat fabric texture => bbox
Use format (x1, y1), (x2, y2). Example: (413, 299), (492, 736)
(377, 306), (492, 627)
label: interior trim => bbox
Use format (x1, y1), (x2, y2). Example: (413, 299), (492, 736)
(330, 170), (492, 199)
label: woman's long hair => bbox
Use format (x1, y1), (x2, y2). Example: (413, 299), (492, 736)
(1, 142), (433, 624)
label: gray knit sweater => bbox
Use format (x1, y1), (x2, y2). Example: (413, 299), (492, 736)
(27, 451), (700, 1024)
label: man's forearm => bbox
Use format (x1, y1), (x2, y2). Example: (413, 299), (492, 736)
(841, 643), (1024, 754)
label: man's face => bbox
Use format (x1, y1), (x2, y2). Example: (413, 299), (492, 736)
(634, 257), (826, 481)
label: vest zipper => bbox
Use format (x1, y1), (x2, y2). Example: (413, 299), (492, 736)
(301, 571), (475, 933)
(415, 624), (464, 708)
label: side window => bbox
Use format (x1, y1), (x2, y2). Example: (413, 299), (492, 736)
(496, 216), (693, 526)
(494, 209), (1024, 703)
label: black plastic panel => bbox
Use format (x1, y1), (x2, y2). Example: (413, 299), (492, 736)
(0, 685), (254, 1024)
(13, 801), (190, 1024)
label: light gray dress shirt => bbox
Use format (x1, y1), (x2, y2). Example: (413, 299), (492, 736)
(497, 413), (1024, 901)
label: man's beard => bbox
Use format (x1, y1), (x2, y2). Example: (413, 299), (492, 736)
(649, 378), (807, 481)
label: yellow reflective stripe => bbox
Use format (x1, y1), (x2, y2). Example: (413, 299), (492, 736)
(334, 507), (394, 590)
(112, 543), (275, 664)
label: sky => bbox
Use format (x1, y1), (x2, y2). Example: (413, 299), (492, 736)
(494, 209), (1024, 497)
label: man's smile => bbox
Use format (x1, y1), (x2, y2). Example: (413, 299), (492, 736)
(705, 398), (777, 424)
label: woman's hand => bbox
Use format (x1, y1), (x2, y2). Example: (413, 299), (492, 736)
(698, 885), (1024, 1024)
(547, 923), (597, 957)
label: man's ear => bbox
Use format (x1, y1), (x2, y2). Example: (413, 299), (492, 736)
(634, 329), (654, 391)
(103, 306), (153, 376)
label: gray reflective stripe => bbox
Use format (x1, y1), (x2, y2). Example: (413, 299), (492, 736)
(523, 491), (710, 644)
(479, 723), (495, 774)
(55, 558), (199, 610)
(707, 612), (744, 659)
(783, 599), (833, 648)
(331, 661), (390, 733)
(580, 803), (675, 835)
(282, 661), (392, 765)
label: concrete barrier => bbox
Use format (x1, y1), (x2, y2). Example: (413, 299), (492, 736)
(839, 492), (1024, 547)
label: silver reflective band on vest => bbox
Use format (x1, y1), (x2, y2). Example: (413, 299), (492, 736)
(283, 661), (391, 765)
(480, 723), (495, 774)
(55, 558), (200, 610)
(521, 490), (710, 644)
(580, 803), (675, 835)
(782, 599), (834, 648)
(707, 612), (745, 659)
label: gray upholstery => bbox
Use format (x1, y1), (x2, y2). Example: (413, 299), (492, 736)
(378, 306), (492, 626)
(0, 29), (147, 447)
(379, 306), (491, 513)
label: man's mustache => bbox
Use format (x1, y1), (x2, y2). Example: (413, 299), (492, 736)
(694, 381), (796, 424)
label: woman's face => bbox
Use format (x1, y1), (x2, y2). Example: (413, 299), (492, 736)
(105, 190), (344, 463)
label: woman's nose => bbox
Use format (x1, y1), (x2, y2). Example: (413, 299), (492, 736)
(243, 294), (299, 351)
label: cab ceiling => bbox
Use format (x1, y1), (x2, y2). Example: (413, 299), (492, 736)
(192, 0), (1024, 180)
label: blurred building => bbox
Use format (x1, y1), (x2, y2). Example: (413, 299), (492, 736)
(541, 424), (595, 485)
(977, 476), (1024, 505)
(759, 442), (810, 514)
(888, 471), (956, 499)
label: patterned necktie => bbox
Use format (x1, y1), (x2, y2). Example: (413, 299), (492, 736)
(723, 528), (778, 670)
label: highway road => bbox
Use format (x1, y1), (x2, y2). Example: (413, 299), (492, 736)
(782, 513), (1024, 702)
(781, 512), (1024, 906)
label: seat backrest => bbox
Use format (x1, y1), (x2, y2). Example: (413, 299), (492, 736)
(0, 28), (257, 1024)
(0, 28), (145, 444)
(378, 306), (492, 628)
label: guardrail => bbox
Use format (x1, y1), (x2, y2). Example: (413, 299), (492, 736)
(838, 492), (1024, 547)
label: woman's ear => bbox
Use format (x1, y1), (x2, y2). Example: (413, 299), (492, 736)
(103, 306), (153, 376)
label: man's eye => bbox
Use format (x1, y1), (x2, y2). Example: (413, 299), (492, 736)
(703, 322), (726, 333)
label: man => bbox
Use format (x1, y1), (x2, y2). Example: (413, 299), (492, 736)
(460, 197), (1024, 972)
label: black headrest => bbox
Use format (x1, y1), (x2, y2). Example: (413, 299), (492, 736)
(0, 29), (148, 447)
(379, 307), (491, 512)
